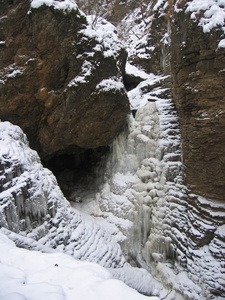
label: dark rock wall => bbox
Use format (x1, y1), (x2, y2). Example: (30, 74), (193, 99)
(170, 10), (225, 202)
(0, 1), (129, 159)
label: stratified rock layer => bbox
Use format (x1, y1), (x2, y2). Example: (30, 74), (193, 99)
(170, 10), (225, 201)
(0, 1), (129, 158)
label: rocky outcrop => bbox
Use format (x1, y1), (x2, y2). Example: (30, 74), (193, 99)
(0, 0), (129, 158)
(170, 9), (225, 202)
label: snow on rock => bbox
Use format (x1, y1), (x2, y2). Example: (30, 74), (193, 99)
(125, 63), (149, 81)
(0, 121), (161, 296)
(68, 60), (93, 87)
(117, 7), (154, 62)
(127, 72), (170, 110)
(0, 64), (24, 85)
(30, 0), (80, 13)
(218, 38), (225, 48)
(186, 0), (225, 34)
(0, 232), (159, 300)
(1, 1), (129, 156)
(0, 121), (126, 268)
(81, 15), (125, 59)
(96, 77), (125, 93)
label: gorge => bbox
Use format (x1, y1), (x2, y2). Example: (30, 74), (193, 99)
(0, 1), (225, 299)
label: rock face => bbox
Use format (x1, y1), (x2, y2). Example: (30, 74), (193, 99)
(170, 9), (225, 202)
(0, 1), (129, 158)
(130, 0), (225, 202)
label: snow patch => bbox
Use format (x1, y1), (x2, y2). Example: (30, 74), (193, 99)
(186, 0), (225, 35)
(31, 0), (79, 13)
(0, 232), (159, 300)
(81, 16), (124, 59)
(96, 77), (125, 93)
(218, 38), (225, 48)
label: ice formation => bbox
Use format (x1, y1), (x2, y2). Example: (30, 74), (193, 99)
(72, 64), (225, 298)
(0, 120), (161, 296)
(1, 1), (225, 299)
(1, 65), (225, 298)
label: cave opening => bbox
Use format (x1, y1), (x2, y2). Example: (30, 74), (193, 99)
(43, 146), (110, 203)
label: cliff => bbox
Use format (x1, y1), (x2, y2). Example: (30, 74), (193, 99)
(170, 6), (225, 202)
(0, 0), (129, 158)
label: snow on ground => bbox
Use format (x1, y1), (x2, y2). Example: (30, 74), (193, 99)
(0, 232), (159, 300)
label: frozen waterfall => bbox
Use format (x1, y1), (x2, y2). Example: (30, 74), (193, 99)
(71, 66), (225, 299)
(1, 65), (225, 299)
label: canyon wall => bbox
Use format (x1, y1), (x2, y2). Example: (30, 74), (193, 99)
(170, 8), (225, 202)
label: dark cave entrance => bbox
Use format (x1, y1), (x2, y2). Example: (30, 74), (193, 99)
(43, 146), (110, 203)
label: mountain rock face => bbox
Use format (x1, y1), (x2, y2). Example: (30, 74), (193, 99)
(137, 1), (225, 202)
(170, 9), (225, 202)
(0, 0), (129, 158)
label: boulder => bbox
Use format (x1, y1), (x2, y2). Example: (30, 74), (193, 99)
(0, 0), (129, 158)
